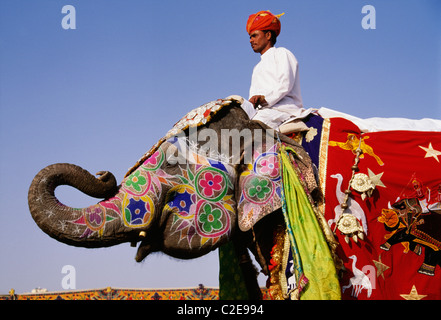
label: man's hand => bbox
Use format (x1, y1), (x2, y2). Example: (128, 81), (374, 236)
(249, 95), (268, 109)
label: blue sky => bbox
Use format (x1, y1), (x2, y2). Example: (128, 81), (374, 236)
(0, 0), (440, 294)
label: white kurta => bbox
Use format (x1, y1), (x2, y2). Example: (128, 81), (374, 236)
(248, 47), (311, 128)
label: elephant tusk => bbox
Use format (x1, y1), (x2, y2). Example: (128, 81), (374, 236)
(130, 231), (147, 247)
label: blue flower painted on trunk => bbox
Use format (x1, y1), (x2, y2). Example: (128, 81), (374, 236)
(125, 198), (148, 226)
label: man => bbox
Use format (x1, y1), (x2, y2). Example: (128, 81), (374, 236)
(241, 10), (311, 129)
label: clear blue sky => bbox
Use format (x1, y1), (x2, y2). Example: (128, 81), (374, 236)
(0, 0), (440, 294)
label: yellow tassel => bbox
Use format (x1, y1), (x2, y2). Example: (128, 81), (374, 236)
(260, 11), (284, 19)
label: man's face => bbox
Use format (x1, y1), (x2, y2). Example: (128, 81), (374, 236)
(249, 30), (272, 54)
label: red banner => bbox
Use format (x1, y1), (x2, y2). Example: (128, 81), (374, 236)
(320, 117), (441, 300)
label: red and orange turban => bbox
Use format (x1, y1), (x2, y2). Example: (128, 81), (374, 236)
(246, 10), (285, 36)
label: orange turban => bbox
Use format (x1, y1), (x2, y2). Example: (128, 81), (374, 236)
(246, 11), (285, 36)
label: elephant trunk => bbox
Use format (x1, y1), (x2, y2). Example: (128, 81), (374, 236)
(28, 163), (140, 248)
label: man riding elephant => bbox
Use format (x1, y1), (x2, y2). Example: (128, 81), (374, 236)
(240, 10), (313, 131)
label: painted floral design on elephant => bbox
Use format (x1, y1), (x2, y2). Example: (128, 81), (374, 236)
(254, 151), (281, 181)
(70, 202), (120, 238)
(167, 161), (235, 248)
(68, 148), (169, 238)
(195, 201), (231, 240)
(238, 144), (283, 231)
(199, 203), (223, 233)
(67, 135), (236, 248)
(198, 171), (223, 198)
(247, 176), (273, 201)
(122, 194), (155, 227)
(125, 171), (151, 195)
(196, 168), (228, 201)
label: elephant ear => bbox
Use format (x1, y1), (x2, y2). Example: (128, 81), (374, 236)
(236, 144), (283, 231)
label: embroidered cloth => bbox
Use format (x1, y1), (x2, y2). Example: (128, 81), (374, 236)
(279, 144), (341, 300)
(315, 117), (441, 299)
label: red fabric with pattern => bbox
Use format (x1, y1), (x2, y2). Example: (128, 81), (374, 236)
(322, 117), (441, 300)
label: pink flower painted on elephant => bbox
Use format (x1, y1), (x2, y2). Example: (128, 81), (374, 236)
(256, 154), (280, 180)
(142, 150), (163, 169)
(198, 172), (223, 198)
(261, 157), (279, 177)
(83, 205), (106, 231)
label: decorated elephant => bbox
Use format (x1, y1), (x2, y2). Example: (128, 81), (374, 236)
(378, 197), (441, 276)
(28, 98), (332, 299)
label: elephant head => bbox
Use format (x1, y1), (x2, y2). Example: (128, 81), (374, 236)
(28, 98), (318, 266)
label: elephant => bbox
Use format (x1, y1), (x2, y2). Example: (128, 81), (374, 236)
(28, 98), (327, 299)
(378, 197), (441, 276)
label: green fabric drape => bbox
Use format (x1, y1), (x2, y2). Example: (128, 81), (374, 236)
(218, 242), (249, 299)
(279, 145), (341, 300)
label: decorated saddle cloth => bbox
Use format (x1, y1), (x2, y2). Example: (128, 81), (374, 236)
(302, 115), (441, 300)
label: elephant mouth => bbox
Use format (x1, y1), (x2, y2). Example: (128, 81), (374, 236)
(135, 240), (154, 262)
(133, 227), (163, 262)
